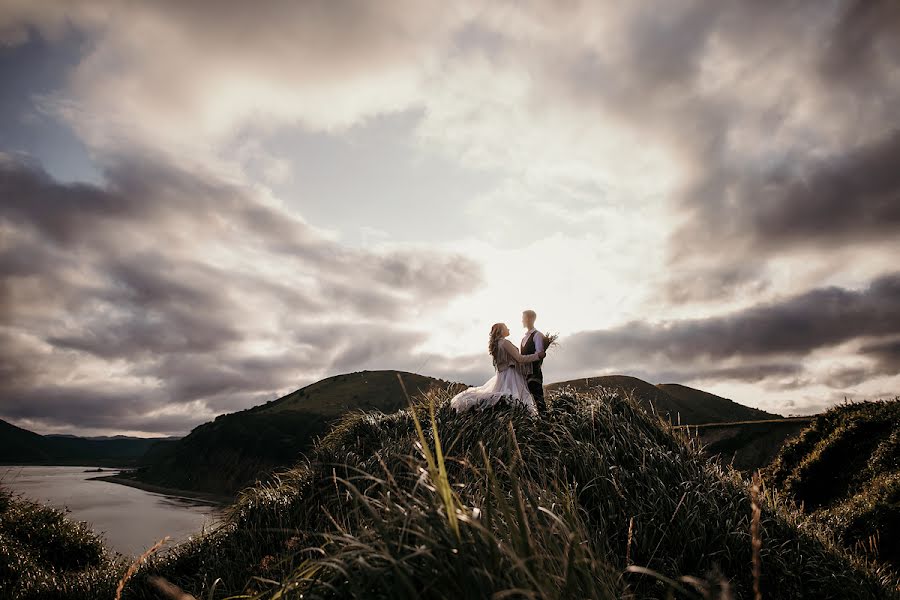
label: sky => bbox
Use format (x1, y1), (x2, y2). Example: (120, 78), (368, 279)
(1, 0), (899, 436)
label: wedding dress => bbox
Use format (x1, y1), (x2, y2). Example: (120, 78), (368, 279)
(450, 338), (541, 415)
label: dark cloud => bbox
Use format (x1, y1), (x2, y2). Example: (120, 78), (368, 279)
(0, 150), (482, 434)
(822, 366), (871, 390)
(820, 0), (900, 83)
(675, 129), (900, 256)
(665, 2), (900, 292)
(3, 0), (900, 432)
(1, 385), (176, 433)
(557, 273), (900, 384)
(812, 338), (900, 389)
(857, 338), (900, 381)
(657, 363), (804, 385)
(526, 1), (900, 301)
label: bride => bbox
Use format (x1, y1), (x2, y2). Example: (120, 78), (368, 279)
(450, 322), (546, 415)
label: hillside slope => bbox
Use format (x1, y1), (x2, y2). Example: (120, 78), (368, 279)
(763, 398), (900, 568)
(657, 383), (780, 422)
(683, 417), (813, 472)
(0, 419), (47, 463)
(547, 375), (777, 424)
(0, 419), (175, 467)
(111, 386), (898, 600)
(135, 370), (463, 495)
(4, 387), (898, 599)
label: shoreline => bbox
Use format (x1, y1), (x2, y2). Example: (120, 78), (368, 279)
(89, 474), (233, 506)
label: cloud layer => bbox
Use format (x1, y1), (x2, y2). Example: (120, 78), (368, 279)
(1, 0), (898, 433)
(557, 274), (900, 388)
(0, 151), (480, 434)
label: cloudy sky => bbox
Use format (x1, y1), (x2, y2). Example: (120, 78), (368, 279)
(2, 1), (899, 436)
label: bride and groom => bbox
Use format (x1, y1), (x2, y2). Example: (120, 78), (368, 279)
(450, 310), (548, 416)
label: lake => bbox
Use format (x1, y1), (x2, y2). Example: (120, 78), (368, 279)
(1, 465), (223, 557)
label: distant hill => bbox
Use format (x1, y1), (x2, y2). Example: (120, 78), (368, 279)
(657, 383), (781, 421)
(135, 370), (464, 495)
(0, 419), (176, 467)
(247, 369), (459, 417)
(546, 375), (779, 425)
(0, 419), (48, 463)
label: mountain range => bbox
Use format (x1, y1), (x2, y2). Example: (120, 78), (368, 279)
(0, 419), (177, 467)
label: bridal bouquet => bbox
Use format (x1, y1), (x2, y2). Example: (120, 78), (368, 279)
(542, 331), (559, 353)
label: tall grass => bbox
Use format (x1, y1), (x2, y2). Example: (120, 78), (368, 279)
(401, 373), (462, 541)
(763, 398), (900, 569)
(3, 388), (898, 599)
(0, 486), (126, 599)
(115, 387), (899, 600)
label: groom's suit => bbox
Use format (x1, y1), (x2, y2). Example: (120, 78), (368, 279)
(520, 329), (546, 414)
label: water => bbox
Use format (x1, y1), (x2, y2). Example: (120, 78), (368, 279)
(1, 466), (223, 557)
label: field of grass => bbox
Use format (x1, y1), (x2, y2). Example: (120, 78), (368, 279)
(3, 387), (898, 599)
(763, 398), (900, 570)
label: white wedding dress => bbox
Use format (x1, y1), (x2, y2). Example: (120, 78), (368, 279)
(450, 338), (539, 416)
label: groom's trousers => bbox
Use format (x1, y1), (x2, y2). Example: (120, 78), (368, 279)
(528, 379), (547, 414)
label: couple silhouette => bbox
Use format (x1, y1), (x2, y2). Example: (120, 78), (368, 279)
(449, 310), (547, 416)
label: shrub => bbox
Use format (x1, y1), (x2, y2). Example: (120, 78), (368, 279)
(0, 487), (125, 599)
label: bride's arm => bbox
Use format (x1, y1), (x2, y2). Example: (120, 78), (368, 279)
(502, 339), (543, 363)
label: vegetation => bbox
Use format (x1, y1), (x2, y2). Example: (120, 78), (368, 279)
(680, 417), (813, 472)
(0, 419), (175, 467)
(4, 385), (897, 599)
(656, 384), (780, 423)
(547, 376), (778, 425)
(135, 371), (463, 496)
(102, 386), (896, 599)
(0, 486), (125, 599)
(764, 398), (900, 570)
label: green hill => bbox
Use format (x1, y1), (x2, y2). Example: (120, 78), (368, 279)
(247, 369), (460, 417)
(763, 398), (900, 569)
(657, 383), (780, 422)
(0, 419), (175, 467)
(134, 370), (463, 496)
(133, 373), (788, 496)
(9, 385), (895, 600)
(547, 375), (778, 425)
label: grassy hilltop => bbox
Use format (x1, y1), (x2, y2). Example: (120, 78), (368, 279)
(764, 398), (900, 569)
(131, 372), (785, 498)
(5, 385), (897, 599)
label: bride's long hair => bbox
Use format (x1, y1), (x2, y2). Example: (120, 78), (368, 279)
(488, 322), (505, 367)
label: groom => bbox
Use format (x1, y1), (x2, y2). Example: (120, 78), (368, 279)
(519, 309), (547, 415)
